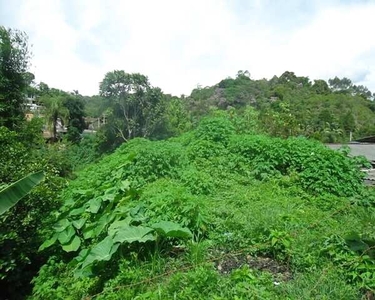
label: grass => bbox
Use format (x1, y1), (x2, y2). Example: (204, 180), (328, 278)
(30, 119), (375, 299)
(83, 178), (373, 300)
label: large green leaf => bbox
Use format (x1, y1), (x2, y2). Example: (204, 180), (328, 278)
(113, 225), (155, 244)
(90, 236), (119, 261)
(74, 248), (90, 263)
(39, 233), (59, 251)
(0, 171), (44, 215)
(81, 236), (119, 270)
(107, 217), (132, 236)
(58, 225), (76, 244)
(69, 207), (85, 216)
(93, 213), (112, 237)
(62, 236), (81, 252)
(152, 221), (192, 239)
(82, 225), (95, 240)
(72, 219), (86, 230)
(74, 264), (94, 278)
(87, 198), (102, 213)
(53, 219), (71, 232)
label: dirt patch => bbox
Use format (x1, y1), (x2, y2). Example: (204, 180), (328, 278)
(214, 252), (292, 281)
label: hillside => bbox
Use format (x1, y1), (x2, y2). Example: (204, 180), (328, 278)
(31, 116), (375, 299)
(187, 71), (375, 143)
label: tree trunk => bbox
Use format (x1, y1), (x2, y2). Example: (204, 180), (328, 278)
(53, 115), (57, 142)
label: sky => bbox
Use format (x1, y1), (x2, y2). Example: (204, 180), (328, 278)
(1, 0), (375, 96)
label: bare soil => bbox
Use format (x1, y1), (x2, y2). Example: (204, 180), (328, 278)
(214, 252), (292, 281)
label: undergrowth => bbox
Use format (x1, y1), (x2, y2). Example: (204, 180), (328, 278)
(31, 116), (375, 299)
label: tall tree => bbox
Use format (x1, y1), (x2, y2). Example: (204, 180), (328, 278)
(99, 70), (165, 145)
(312, 79), (330, 95)
(352, 84), (372, 100)
(41, 96), (69, 141)
(328, 76), (353, 92)
(163, 96), (191, 136)
(63, 95), (86, 142)
(0, 26), (31, 129)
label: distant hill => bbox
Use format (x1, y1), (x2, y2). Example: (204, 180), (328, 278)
(186, 71), (375, 143)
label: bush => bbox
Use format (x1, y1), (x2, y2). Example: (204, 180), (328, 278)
(187, 139), (226, 160)
(31, 257), (99, 300)
(66, 134), (101, 170)
(141, 180), (209, 238)
(123, 139), (188, 185)
(179, 167), (215, 195)
(0, 125), (68, 299)
(229, 135), (367, 196)
(195, 116), (235, 145)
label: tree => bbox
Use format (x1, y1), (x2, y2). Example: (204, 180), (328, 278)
(312, 79), (330, 95)
(41, 96), (69, 141)
(259, 102), (299, 137)
(328, 76), (352, 92)
(164, 96), (191, 136)
(352, 84), (372, 100)
(63, 95), (86, 142)
(0, 26), (31, 129)
(236, 70), (251, 80)
(279, 71), (297, 84)
(83, 95), (109, 118)
(341, 111), (356, 134)
(279, 71), (310, 87)
(37, 82), (50, 95)
(0, 125), (68, 299)
(99, 70), (165, 145)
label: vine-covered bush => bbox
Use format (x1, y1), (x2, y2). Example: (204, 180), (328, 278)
(120, 139), (188, 185)
(36, 140), (197, 289)
(229, 135), (368, 196)
(195, 116), (235, 145)
(31, 116), (372, 299)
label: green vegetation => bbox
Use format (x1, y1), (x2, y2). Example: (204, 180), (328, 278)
(0, 171), (44, 215)
(0, 26), (30, 129)
(188, 71), (375, 143)
(1, 27), (375, 299)
(31, 115), (375, 299)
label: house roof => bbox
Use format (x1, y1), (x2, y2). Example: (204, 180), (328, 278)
(354, 136), (375, 143)
(326, 144), (375, 162)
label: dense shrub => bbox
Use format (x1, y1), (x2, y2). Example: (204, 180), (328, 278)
(122, 139), (188, 185)
(229, 135), (367, 196)
(179, 167), (215, 195)
(195, 116), (235, 145)
(140, 180), (209, 238)
(0, 126), (28, 182)
(187, 139), (226, 160)
(32, 141), (202, 298)
(66, 134), (101, 170)
(0, 125), (68, 299)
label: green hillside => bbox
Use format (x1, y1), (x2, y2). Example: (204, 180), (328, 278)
(31, 116), (375, 299)
(187, 71), (375, 143)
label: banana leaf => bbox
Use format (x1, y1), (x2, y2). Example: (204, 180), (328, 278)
(0, 171), (44, 215)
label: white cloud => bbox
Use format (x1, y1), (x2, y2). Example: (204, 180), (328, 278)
(1, 0), (375, 95)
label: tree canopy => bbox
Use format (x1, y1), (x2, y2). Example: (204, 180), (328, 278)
(98, 70), (165, 150)
(0, 26), (31, 129)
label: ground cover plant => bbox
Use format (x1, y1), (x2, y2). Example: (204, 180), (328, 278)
(30, 115), (375, 299)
